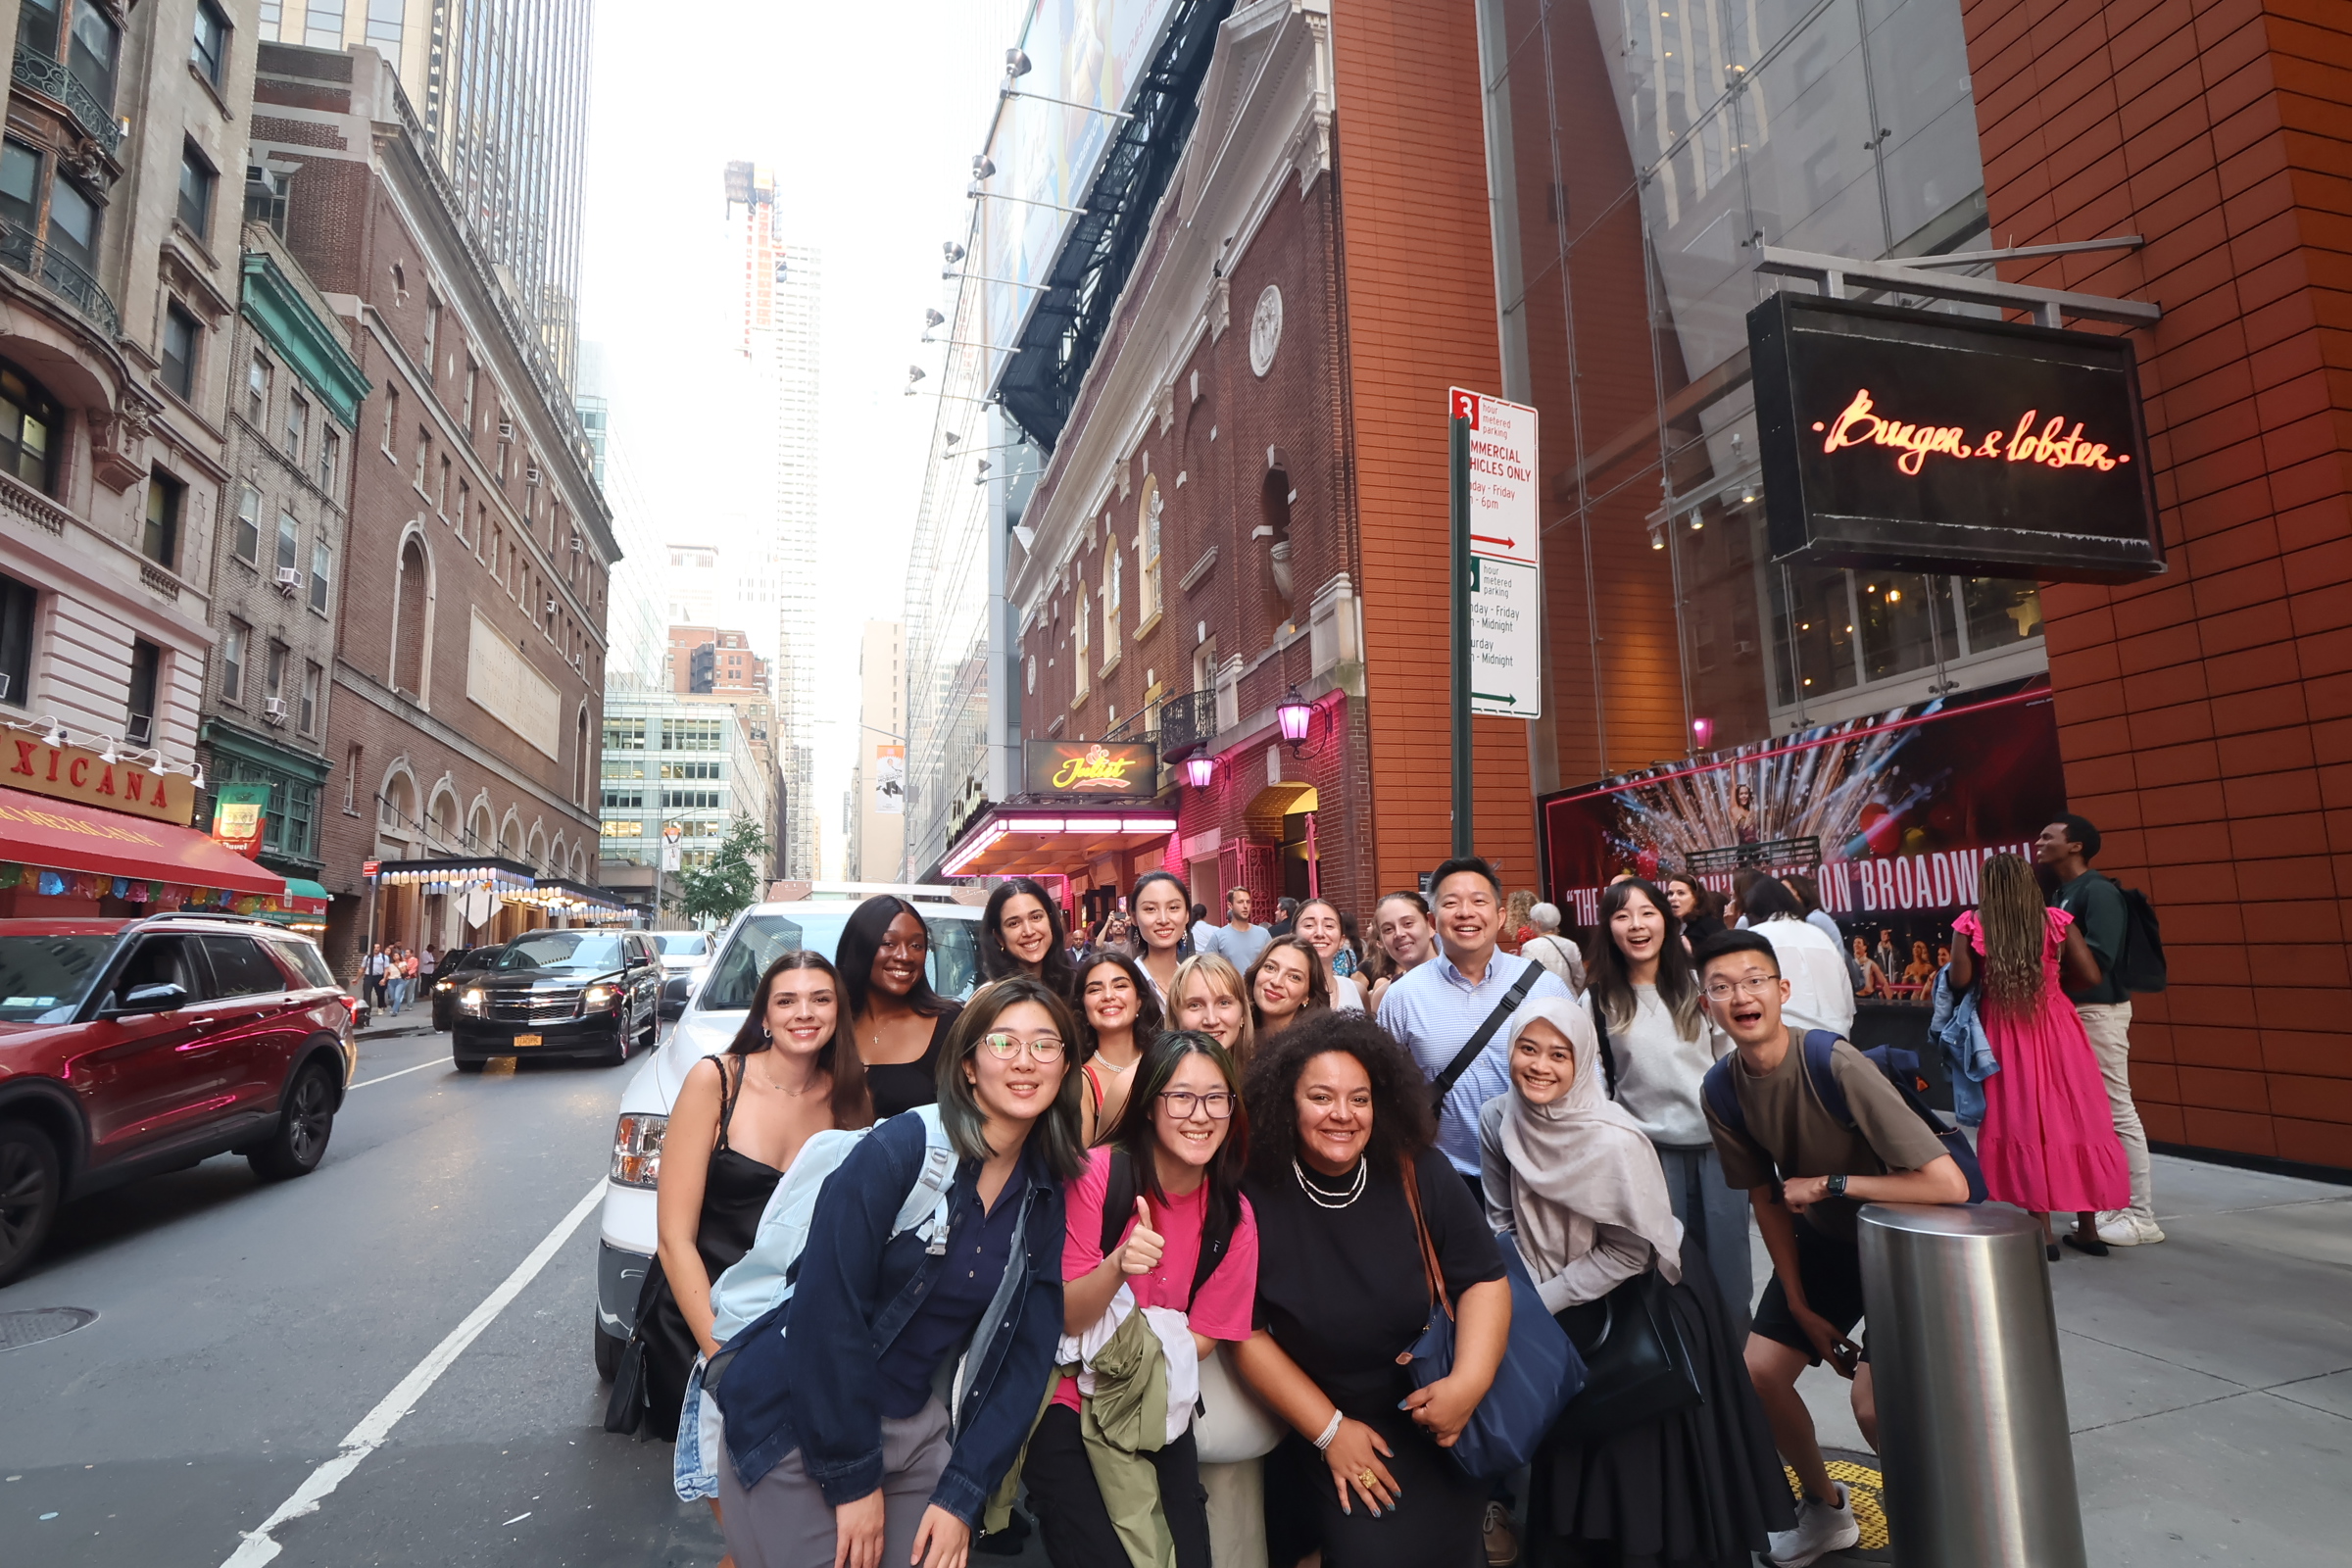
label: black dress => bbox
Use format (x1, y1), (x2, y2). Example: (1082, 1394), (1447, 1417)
(1248, 1147), (1504, 1568)
(864, 1008), (960, 1120)
(1529, 1248), (1793, 1568)
(632, 1055), (784, 1441)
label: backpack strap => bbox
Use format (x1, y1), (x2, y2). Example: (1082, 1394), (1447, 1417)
(1431, 961), (1540, 1109)
(1799, 1030), (1851, 1126)
(1100, 1148), (1135, 1257)
(1099, 1144), (1239, 1309)
(1589, 993), (1622, 1099)
(1699, 1054), (1742, 1142)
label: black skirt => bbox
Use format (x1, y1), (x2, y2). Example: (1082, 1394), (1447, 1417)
(1527, 1250), (1793, 1568)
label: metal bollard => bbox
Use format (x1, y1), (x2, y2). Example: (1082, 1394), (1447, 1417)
(1857, 1202), (2086, 1568)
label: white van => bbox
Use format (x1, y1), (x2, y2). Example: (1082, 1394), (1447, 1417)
(592, 886), (987, 1375)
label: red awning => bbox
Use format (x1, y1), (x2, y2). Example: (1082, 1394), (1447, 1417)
(0, 785), (285, 895)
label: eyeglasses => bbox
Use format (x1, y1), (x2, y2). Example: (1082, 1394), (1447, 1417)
(1158, 1089), (1235, 1119)
(980, 1032), (1065, 1061)
(1702, 975), (1780, 1002)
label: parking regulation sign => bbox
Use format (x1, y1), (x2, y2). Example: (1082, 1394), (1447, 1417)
(1448, 388), (1543, 717)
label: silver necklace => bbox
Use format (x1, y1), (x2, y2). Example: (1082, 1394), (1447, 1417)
(1294, 1155), (1367, 1209)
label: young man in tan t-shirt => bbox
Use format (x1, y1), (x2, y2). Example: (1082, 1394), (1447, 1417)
(1696, 928), (1968, 1568)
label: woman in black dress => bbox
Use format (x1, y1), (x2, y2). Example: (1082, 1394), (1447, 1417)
(1477, 1000), (1791, 1567)
(1233, 1012), (1511, 1568)
(840, 894), (962, 1119)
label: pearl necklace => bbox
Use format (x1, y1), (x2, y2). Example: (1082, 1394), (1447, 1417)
(1294, 1155), (1368, 1209)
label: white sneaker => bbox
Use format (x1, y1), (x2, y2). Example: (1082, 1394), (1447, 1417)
(2096, 1211), (2166, 1247)
(1770, 1480), (1859, 1567)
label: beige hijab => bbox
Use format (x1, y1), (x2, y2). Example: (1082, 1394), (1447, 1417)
(1498, 997), (1684, 1285)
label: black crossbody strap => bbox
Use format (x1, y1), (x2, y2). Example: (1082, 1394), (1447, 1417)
(1432, 962), (1541, 1108)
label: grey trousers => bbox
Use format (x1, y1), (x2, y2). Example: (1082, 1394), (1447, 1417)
(717, 1398), (952, 1568)
(1656, 1143), (1754, 1338)
(2076, 1001), (2154, 1220)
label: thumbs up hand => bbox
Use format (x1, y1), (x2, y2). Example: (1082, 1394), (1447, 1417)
(1119, 1196), (1164, 1276)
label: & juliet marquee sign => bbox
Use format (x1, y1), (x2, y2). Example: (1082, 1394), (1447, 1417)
(1748, 293), (2164, 582)
(1023, 740), (1159, 799)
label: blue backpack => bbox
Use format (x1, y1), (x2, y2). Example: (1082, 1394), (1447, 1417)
(1701, 1031), (1986, 1203)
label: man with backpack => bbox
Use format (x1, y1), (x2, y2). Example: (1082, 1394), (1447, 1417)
(2036, 813), (2164, 1248)
(1693, 929), (1970, 1568)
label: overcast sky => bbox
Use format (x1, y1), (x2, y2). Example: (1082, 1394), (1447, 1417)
(578, 0), (1026, 875)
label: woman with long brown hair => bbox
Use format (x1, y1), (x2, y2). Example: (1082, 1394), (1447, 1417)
(1245, 935), (1329, 1043)
(1947, 853), (2130, 1258)
(1073, 948), (1165, 1143)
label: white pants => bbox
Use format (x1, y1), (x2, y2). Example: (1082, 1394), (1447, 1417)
(2075, 1001), (2153, 1219)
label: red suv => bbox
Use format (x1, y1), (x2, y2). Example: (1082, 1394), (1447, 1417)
(0, 914), (358, 1285)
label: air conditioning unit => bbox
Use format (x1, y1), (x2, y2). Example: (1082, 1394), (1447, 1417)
(544, 598), (558, 616)
(568, 529), (581, 554)
(273, 566), (300, 595)
(125, 712), (153, 743)
(498, 419), (514, 440)
(525, 465), (542, 486)
(263, 697), (288, 724)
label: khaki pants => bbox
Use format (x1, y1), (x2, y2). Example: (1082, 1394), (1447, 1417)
(2075, 1001), (2153, 1220)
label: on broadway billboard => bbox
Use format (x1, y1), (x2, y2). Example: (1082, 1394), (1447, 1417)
(1023, 739), (1159, 799)
(1537, 678), (2066, 947)
(1748, 293), (2164, 582)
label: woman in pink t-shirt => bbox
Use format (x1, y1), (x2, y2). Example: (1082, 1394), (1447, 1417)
(1023, 1029), (1260, 1568)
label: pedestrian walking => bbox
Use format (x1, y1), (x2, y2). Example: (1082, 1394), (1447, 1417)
(1586, 876), (1751, 1333)
(1074, 950), (1163, 1144)
(1694, 929), (1971, 1568)
(366, 945), (387, 1011)
(709, 977), (1086, 1568)
(1477, 999), (1790, 1567)
(1363, 891), (1437, 1014)
(1201, 888), (1272, 976)
(1294, 899), (1366, 1013)
(1267, 897), (1300, 938)
(1947, 854), (2130, 1259)
(841, 895), (963, 1121)
(1233, 1012), (1510, 1568)
(2035, 813), (2163, 1248)
(1518, 902), (1586, 996)
(1244, 936), (1327, 1043)
(1732, 877), (1856, 1040)
(1171, 953), (1255, 1068)
(1190, 904), (1220, 957)
(1130, 870), (1194, 1004)
(1025, 1028), (1261, 1568)
(979, 876), (1076, 996)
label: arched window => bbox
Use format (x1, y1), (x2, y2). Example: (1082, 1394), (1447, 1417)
(379, 769), (414, 832)
(393, 537), (427, 696)
(468, 804), (495, 853)
(0, 359), (63, 494)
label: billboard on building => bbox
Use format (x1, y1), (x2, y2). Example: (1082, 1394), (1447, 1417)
(873, 745), (906, 814)
(1749, 294), (2164, 582)
(1538, 678), (2067, 950)
(977, 0), (1183, 390)
(1023, 739), (1159, 798)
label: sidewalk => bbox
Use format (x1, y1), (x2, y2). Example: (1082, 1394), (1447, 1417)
(1785, 1152), (2352, 1567)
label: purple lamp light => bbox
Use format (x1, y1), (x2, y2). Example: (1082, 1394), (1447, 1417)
(1185, 755), (1216, 789)
(1277, 687), (1313, 752)
(1690, 716), (1715, 752)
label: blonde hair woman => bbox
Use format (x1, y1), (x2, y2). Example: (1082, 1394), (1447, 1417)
(1172, 952), (1256, 1068)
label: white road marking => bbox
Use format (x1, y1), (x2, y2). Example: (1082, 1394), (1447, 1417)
(349, 1059), (442, 1089)
(218, 1179), (605, 1566)
(501, 1512), (532, 1526)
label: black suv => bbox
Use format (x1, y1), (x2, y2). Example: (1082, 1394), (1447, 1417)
(449, 930), (661, 1070)
(427, 946), (496, 1032)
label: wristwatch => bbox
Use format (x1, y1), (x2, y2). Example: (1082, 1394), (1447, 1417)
(1825, 1174), (1849, 1200)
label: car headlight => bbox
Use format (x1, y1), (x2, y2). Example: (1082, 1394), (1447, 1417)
(611, 1112), (666, 1188)
(435, 978), (455, 993)
(582, 982), (620, 1011)
(459, 988), (486, 1016)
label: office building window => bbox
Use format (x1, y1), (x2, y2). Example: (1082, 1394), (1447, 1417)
(232, 484), (261, 563)
(0, 359), (58, 494)
(190, 0), (229, 85)
(603, 715), (646, 750)
(160, 302), (199, 399)
(309, 539), (331, 612)
(68, 1), (119, 115)
(46, 176), (99, 270)
(177, 141), (215, 238)
(364, 0), (400, 47)
(0, 571), (34, 708)
(142, 469), (182, 568)
(0, 139), (38, 240)
(303, 0), (343, 49)
(221, 618), (246, 702)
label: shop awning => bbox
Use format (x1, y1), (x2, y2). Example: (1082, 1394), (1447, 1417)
(940, 807), (1180, 878)
(281, 877), (331, 913)
(0, 785), (285, 896)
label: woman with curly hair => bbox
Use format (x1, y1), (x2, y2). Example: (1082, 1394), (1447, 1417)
(1232, 1013), (1509, 1567)
(1946, 853), (2130, 1258)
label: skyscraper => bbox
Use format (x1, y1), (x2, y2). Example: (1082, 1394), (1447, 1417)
(254, 0), (594, 385)
(725, 162), (819, 879)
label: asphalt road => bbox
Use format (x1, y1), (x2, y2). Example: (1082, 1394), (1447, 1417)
(0, 1023), (727, 1567)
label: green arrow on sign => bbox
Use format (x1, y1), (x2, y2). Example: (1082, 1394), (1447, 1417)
(1472, 691), (1517, 706)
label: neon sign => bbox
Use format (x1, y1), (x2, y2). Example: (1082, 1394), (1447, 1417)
(1053, 745), (1140, 791)
(1814, 389), (2132, 476)
(1025, 739), (1159, 798)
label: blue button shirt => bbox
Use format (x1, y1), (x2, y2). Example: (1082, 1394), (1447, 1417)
(874, 1161), (1032, 1419)
(1377, 951), (1572, 1175)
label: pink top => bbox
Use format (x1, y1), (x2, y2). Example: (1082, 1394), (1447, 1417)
(1054, 1144), (1258, 1413)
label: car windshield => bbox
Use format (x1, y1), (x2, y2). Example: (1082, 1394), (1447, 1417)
(699, 911), (981, 1011)
(654, 933), (708, 958)
(491, 933), (626, 973)
(0, 934), (118, 1022)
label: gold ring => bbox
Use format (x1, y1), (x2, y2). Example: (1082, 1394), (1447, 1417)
(1357, 1469), (1377, 1489)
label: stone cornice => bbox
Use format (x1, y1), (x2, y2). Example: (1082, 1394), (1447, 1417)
(240, 249), (372, 427)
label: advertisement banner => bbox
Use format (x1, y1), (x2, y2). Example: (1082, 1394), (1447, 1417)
(4, 735), (195, 825)
(1538, 678), (2066, 970)
(873, 745), (906, 814)
(210, 783), (271, 858)
(1024, 739), (1158, 798)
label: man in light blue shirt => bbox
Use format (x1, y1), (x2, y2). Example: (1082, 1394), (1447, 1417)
(1377, 856), (1572, 1184)
(1200, 886), (1271, 974)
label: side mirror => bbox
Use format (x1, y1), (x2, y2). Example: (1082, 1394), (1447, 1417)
(111, 981), (190, 1015)
(659, 973), (691, 1020)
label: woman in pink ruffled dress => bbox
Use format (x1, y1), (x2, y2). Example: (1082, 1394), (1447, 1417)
(1947, 854), (2131, 1259)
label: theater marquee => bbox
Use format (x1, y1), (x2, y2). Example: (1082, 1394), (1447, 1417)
(1747, 293), (2164, 581)
(1023, 740), (1159, 799)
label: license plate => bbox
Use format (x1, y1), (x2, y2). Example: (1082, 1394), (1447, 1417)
(514, 1034), (542, 1048)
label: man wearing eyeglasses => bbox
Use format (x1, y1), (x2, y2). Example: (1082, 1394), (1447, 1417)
(1693, 929), (1969, 1568)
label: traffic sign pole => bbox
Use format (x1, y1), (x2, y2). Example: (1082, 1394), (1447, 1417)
(1450, 411), (1474, 858)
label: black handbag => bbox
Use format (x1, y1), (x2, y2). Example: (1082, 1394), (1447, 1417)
(604, 1334), (649, 1435)
(1548, 1267), (1702, 1446)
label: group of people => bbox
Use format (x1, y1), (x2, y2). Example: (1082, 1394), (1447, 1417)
(363, 942), (432, 1014)
(618, 808), (2158, 1568)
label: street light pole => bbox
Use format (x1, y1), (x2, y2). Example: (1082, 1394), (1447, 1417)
(1449, 412), (1474, 858)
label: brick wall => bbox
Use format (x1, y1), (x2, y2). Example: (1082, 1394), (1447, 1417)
(1962, 0), (2352, 1167)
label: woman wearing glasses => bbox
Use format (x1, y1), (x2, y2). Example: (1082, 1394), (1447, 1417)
(1025, 1029), (1260, 1568)
(711, 976), (1087, 1568)
(1588, 877), (1751, 1332)
(841, 895), (963, 1120)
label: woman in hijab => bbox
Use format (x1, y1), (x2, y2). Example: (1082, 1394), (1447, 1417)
(1478, 999), (1790, 1568)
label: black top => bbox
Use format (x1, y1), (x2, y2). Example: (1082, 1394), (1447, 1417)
(1246, 1145), (1503, 1413)
(873, 1159), (1031, 1419)
(864, 1007), (961, 1121)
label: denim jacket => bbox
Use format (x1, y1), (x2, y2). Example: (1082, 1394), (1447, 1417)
(1929, 968), (1998, 1127)
(712, 1109), (1067, 1525)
